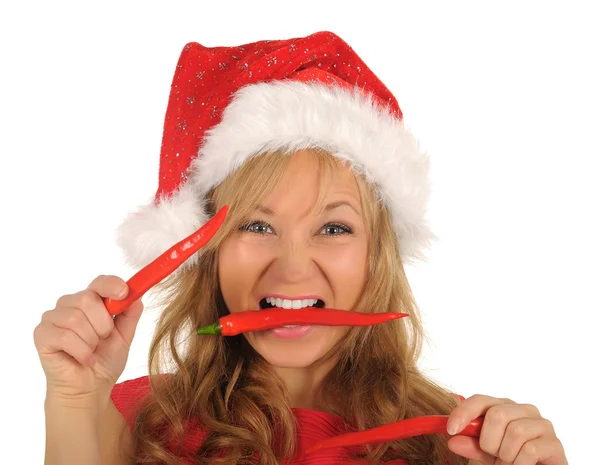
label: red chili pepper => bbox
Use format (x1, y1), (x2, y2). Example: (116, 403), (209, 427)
(196, 309), (409, 336)
(305, 415), (483, 454)
(104, 205), (229, 315)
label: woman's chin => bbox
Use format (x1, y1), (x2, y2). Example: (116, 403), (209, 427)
(246, 327), (334, 368)
(260, 349), (325, 368)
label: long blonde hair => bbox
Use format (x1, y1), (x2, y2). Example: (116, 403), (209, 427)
(122, 149), (471, 465)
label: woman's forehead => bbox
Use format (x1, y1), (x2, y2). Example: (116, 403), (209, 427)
(215, 148), (368, 224)
(261, 187), (362, 222)
(280, 150), (358, 183)
(269, 152), (361, 205)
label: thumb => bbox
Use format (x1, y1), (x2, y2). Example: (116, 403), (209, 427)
(113, 298), (144, 345)
(447, 435), (495, 464)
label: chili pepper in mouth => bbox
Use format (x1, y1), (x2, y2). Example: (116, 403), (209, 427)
(103, 205), (229, 315)
(196, 308), (409, 336)
(304, 415), (483, 454)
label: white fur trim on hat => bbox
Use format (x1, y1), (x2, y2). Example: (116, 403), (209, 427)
(116, 182), (209, 269)
(117, 81), (436, 269)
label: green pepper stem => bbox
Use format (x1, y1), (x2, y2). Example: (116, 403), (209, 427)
(196, 321), (222, 335)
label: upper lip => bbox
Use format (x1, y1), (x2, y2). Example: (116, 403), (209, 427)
(259, 294), (325, 302)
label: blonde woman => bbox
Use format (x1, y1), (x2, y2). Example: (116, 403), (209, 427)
(34, 32), (568, 465)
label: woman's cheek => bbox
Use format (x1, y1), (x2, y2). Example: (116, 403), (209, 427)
(319, 241), (368, 274)
(316, 242), (368, 306)
(219, 238), (276, 314)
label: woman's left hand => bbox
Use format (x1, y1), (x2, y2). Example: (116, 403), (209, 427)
(446, 394), (568, 465)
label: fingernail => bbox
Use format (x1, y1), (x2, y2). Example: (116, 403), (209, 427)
(447, 418), (461, 435)
(117, 286), (128, 298)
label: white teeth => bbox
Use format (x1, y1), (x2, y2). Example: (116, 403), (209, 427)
(264, 297), (319, 309)
(282, 325), (299, 328)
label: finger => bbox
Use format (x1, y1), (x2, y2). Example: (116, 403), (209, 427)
(34, 322), (96, 367)
(513, 436), (566, 465)
(42, 307), (100, 351)
(55, 275), (128, 308)
(447, 435), (496, 465)
(56, 289), (116, 339)
(497, 417), (554, 463)
(447, 394), (516, 435)
(113, 298), (144, 346)
(479, 404), (544, 458)
(87, 274), (129, 301)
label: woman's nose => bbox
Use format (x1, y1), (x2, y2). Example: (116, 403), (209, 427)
(270, 243), (316, 282)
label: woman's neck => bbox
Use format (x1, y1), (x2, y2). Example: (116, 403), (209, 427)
(273, 359), (336, 412)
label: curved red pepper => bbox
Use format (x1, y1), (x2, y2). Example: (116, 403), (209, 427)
(196, 309), (409, 336)
(305, 415), (483, 454)
(104, 205), (229, 315)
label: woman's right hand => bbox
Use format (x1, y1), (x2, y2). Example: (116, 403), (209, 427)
(34, 275), (144, 400)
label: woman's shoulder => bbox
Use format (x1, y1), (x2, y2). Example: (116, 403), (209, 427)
(111, 375), (152, 407)
(110, 374), (172, 429)
(110, 375), (153, 430)
(110, 374), (208, 459)
(111, 374), (151, 392)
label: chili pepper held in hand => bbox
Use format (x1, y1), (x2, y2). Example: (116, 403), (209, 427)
(196, 308), (409, 336)
(104, 205), (229, 315)
(305, 415), (484, 454)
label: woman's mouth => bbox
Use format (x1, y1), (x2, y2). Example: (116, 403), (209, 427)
(259, 297), (325, 312)
(258, 297), (326, 338)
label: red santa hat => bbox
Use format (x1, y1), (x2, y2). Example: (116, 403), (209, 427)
(116, 31), (436, 270)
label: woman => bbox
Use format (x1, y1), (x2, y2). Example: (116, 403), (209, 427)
(34, 32), (568, 465)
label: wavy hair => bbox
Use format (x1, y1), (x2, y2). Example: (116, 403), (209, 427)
(120, 149), (473, 465)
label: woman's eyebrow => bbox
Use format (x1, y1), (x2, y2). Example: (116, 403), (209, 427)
(255, 205), (275, 215)
(323, 200), (361, 215)
(254, 200), (361, 216)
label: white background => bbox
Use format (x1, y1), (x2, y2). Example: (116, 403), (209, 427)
(1, 1), (598, 462)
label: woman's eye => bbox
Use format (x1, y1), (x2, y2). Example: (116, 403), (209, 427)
(240, 221), (273, 235)
(320, 223), (352, 236)
(240, 221), (351, 236)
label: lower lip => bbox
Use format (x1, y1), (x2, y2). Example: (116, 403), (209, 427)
(267, 325), (313, 339)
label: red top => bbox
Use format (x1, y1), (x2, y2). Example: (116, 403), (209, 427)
(111, 376), (464, 464)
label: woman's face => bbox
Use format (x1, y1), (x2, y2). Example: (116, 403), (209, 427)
(218, 150), (369, 368)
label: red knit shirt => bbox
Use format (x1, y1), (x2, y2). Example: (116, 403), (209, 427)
(111, 376), (464, 464)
